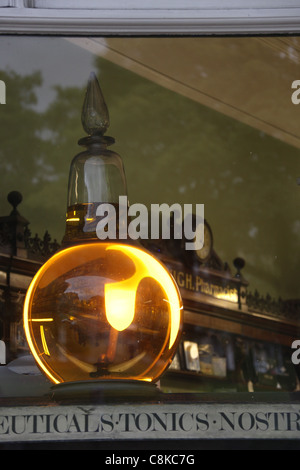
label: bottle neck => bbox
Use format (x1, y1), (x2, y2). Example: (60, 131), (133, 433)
(62, 135), (130, 248)
(77, 134), (115, 149)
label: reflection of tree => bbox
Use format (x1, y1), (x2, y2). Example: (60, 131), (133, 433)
(43, 84), (83, 153)
(0, 70), (84, 241)
(0, 61), (299, 300)
(0, 70), (45, 194)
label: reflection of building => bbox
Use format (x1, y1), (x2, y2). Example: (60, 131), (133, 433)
(0, 192), (299, 394)
(148, 222), (300, 394)
(0, 192), (59, 365)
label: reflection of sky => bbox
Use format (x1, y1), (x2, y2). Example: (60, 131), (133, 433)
(1, 36), (94, 111)
(65, 275), (106, 300)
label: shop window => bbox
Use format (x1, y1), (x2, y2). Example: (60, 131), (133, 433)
(0, 28), (299, 449)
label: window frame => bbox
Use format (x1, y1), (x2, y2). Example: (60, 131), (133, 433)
(1, 0), (300, 36)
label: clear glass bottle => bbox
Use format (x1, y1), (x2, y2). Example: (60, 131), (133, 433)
(62, 72), (128, 246)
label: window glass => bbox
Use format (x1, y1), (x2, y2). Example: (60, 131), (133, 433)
(0, 36), (299, 400)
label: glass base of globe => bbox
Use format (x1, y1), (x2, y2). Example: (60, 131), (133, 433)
(51, 379), (161, 402)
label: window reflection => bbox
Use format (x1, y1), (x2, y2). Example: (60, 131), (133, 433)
(0, 36), (299, 397)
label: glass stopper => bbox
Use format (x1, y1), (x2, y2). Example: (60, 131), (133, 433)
(81, 72), (110, 136)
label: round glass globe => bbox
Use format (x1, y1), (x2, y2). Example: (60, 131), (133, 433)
(23, 242), (182, 385)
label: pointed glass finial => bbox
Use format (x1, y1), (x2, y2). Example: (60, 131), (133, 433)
(81, 72), (110, 136)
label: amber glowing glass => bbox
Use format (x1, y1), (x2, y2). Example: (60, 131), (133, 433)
(23, 242), (182, 384)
